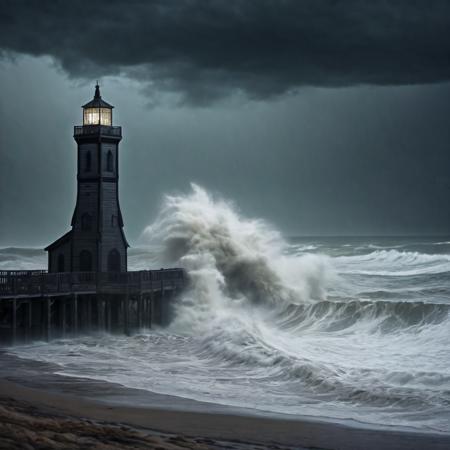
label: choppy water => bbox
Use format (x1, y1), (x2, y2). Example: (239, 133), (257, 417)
(4, 185), (450, 432)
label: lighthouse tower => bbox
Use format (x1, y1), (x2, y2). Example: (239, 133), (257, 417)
(45, 84), (128, 273)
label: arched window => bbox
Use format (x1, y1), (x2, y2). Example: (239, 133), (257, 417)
(79, 250), (93, 272)
(106, 150), (113, 172)
(81, 213), (92, 231)
(85, 151), (91, 172)
(107, 249), (121, 272)
(57, 254), (65, 272)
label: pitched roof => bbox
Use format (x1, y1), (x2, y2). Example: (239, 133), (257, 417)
(44, 230), (73, 251)
(82, 84), (114, 109)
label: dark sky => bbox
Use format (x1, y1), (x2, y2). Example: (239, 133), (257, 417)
(1, 0), (450, 246)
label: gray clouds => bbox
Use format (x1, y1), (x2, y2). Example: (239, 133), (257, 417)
(1, 1), (450, 103)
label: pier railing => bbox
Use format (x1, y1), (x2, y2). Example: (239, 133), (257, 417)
(0, 269), (186, 298)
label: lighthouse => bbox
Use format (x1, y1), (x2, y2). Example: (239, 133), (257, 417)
(45, 84), (128, 273)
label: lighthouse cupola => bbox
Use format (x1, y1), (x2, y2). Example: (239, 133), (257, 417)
(82, 83), (113, 126)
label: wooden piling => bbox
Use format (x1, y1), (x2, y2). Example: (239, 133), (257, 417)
(12, 298), (17, 344)
(73, 294), (78, 334)
(26, 300), (32, 341)
(150, 290), (155, 327)
(145, 295), (150, 329)
(61, 298), (66, 337)
(150, 295), (153, 327)
(46, 297), (51, 342)
(161, 280), (165, 326)
(124, 293), (130, 336)
(96, 296), (101, 331)
(106, 296), (112, 332)
(86, 296), (92, 332)
(138, 294), (143, 329)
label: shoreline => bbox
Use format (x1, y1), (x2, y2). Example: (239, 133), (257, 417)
(1, 351), (450, 450)
(0, 384), (295, 450)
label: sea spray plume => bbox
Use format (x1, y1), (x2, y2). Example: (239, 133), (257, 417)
(141, 184), (332, 328)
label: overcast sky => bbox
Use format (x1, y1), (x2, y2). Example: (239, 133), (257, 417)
(1, 0), (450, 246)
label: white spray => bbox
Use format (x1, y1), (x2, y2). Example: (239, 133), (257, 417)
(141, 184), (332, 332)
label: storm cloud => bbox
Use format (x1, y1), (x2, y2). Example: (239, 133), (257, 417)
(1, 0), (450, 103)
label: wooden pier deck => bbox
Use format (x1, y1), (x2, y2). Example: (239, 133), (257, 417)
(0, 269), (186, 344)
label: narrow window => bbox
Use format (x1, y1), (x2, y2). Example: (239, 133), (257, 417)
(81, 213), (92, 231)
(107, 150), (113, 172)
(57, 254), (65, 272)
(85, 151), (91, 172)
(107, 249), (121, 272)
(111, 215), (117, 227)
(79, 250), (93, 272)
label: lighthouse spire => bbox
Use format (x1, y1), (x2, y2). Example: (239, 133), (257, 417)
(94, 81), (101, 99)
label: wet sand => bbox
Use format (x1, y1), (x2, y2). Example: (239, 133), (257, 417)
(1, 351), (449, 450)
(0, 391), (296, 450)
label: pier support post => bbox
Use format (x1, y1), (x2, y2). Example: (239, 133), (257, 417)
(86, 296), (92, 332)
(150, 290), (155, 327)
(46, 297), (51, 342)
(138, 294), (143, 330)
(106, 296), (112, 332)
(61, 298), (66, 337)
(144, 294), (147, 329)
(26, 300), (32, 341)
(161, 282), (165, 326)
(73, 294), (78, 334)
(96, 296), (100, 331)
(144, 295), (149, 329)
(149, 292), (153, 328)
(12, 298), (17, 344)
(98, 296), (105, 331)
(124, 292), (130, 336)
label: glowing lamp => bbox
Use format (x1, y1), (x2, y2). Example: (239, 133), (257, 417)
(82, 84), (113, 126)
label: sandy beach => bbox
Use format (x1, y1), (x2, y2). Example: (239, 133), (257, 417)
(0, 387), (299, 450)
(0, 351), (449, 450)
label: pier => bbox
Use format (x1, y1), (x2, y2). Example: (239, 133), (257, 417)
(0, 269), (186, 345)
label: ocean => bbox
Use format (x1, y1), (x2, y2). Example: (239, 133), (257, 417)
(2, 185), (450, 433)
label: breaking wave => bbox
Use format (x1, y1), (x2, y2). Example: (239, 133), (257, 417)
(139, 185), (450, 428)
(335, 249), (450, 276)
(141, 184), (334, 327)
